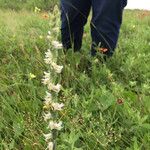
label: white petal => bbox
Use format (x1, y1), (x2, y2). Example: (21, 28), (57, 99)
(52, 41), (62, 49)
(43, 112), (52, 121)
(51, 62), (63, 73)
(43, 133), (52, 142)
(48, 31), (51, 35)
(44, 49), (53, 64)
(41, 72), (51, 85)
(48, 121), (63, 130)
(48, 83), (62, 93)
(44, 91), (52, 105)
(46, 142), (54, 150)
(51, 102), (64, 111)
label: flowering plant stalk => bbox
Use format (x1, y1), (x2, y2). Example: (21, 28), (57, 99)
(42, 30), (64, 150)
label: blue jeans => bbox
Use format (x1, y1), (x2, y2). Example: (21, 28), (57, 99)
(60, 0), (127, 56)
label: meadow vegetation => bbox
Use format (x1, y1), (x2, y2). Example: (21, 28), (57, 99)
(0, 0), (58, 11)
(0, 4), (150, 150)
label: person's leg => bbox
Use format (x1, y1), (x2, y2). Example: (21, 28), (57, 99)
(60, 0), (91, 51)
(91, 0), (127, 56)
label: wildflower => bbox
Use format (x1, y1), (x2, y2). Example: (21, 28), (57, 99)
(117, 99), (124, 105)
(51, 102), (64, 111)
(34, 7), (41, 13)
(39, 35), (43, 39)
(52, 41), (63, 49)
(43, 112), (52, 121)
(48, 121), (63, 130)
(132, 25), (136, 29)
(44, 49), (54, 65)
(99, 47), (108, 53)
(46, 142), (54, 150)
(43, 133), (53, 142)
(51, 62), (63, 73)
(44, 91), (52, 106)
(48, 83), (62, 93)
(29, 73), (36, 79)
(41, 71), (51, 85)
(42, 14), (49, 19)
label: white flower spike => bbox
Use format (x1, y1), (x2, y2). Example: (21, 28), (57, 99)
(43, 29), (64, 150)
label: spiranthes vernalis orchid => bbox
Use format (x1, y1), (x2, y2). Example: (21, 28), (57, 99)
(42, 25), (64, 150)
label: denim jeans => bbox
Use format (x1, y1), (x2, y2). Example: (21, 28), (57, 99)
(60, 0), (127, 56)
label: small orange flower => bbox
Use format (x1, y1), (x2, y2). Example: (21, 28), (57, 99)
(117, 99), (124, 105)
(42, 14), (49, 19)
(99, 47), (108, 53)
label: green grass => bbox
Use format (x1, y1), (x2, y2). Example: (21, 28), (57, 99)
(0, 8), (150, 150)
(0, 0), (58, 11)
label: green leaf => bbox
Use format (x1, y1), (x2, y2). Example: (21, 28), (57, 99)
(13, 121), (24, 138)
(140, 123), (150, 130)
